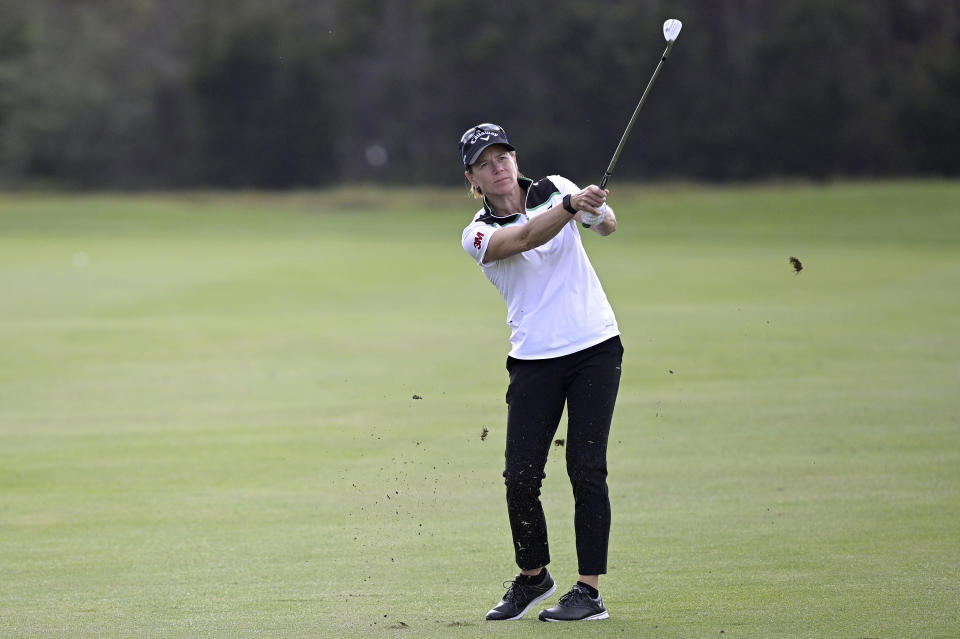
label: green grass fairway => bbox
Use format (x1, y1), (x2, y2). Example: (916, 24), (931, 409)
(1, 181), (958, 638)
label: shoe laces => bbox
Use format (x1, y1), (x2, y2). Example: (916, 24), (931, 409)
(501, 579), (531, 602)
(559, 584), (591, 605)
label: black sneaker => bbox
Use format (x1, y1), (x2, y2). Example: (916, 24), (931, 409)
(538, 583), (609, 622)
(485, 569), (557, 621)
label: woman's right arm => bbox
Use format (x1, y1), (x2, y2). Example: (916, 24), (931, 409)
(483, 185), (608, 263)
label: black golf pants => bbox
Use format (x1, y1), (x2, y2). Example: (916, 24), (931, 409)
(502, 335), (623, 575)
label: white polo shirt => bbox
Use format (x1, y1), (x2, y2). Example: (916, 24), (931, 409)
(461, 175), (620, 360)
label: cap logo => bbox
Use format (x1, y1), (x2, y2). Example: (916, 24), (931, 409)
(459, 123), (510, 167)
(469, 130), (498, 145)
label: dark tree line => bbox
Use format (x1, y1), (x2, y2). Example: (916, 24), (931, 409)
(0, 0), (957, 189)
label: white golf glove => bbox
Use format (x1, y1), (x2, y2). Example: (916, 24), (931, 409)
(580, 203), (607, 226)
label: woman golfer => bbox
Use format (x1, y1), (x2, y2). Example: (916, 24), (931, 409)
(459, 123), (623, 622)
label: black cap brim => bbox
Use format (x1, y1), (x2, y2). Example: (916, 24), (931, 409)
(463, 138), (516, 169)
(465, 140), (515, 168)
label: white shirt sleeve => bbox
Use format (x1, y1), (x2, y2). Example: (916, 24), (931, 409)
(461, 219), (499, 266)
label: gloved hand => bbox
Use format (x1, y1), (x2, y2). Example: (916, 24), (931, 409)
(580, 203), (607, 227)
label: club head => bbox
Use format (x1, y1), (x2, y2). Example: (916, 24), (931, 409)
(663, 19), (682, 42)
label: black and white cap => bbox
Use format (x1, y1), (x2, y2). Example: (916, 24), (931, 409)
(459, 123), (515, 169)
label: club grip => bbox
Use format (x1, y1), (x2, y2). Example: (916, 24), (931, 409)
(585, 172), (613, 228)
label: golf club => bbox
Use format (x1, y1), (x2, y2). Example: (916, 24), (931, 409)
(585, 18), (682, 227)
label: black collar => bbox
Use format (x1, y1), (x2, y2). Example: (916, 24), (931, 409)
(481, 176), (534, 218)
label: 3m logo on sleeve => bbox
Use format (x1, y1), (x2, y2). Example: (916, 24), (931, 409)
(473, 231), (484, 250)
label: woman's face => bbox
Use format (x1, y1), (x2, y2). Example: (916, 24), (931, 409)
(466, 145), (518, 197)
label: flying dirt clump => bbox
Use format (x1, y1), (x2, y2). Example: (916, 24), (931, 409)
(789, 256), (803, 274)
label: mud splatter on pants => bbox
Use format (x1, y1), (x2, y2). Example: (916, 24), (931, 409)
(502, 336), (623, 575)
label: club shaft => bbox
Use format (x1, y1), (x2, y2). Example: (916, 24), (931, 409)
(601, 39), (676, 188)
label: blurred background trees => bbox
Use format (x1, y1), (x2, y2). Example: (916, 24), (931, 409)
(0, 0), (956, 189)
